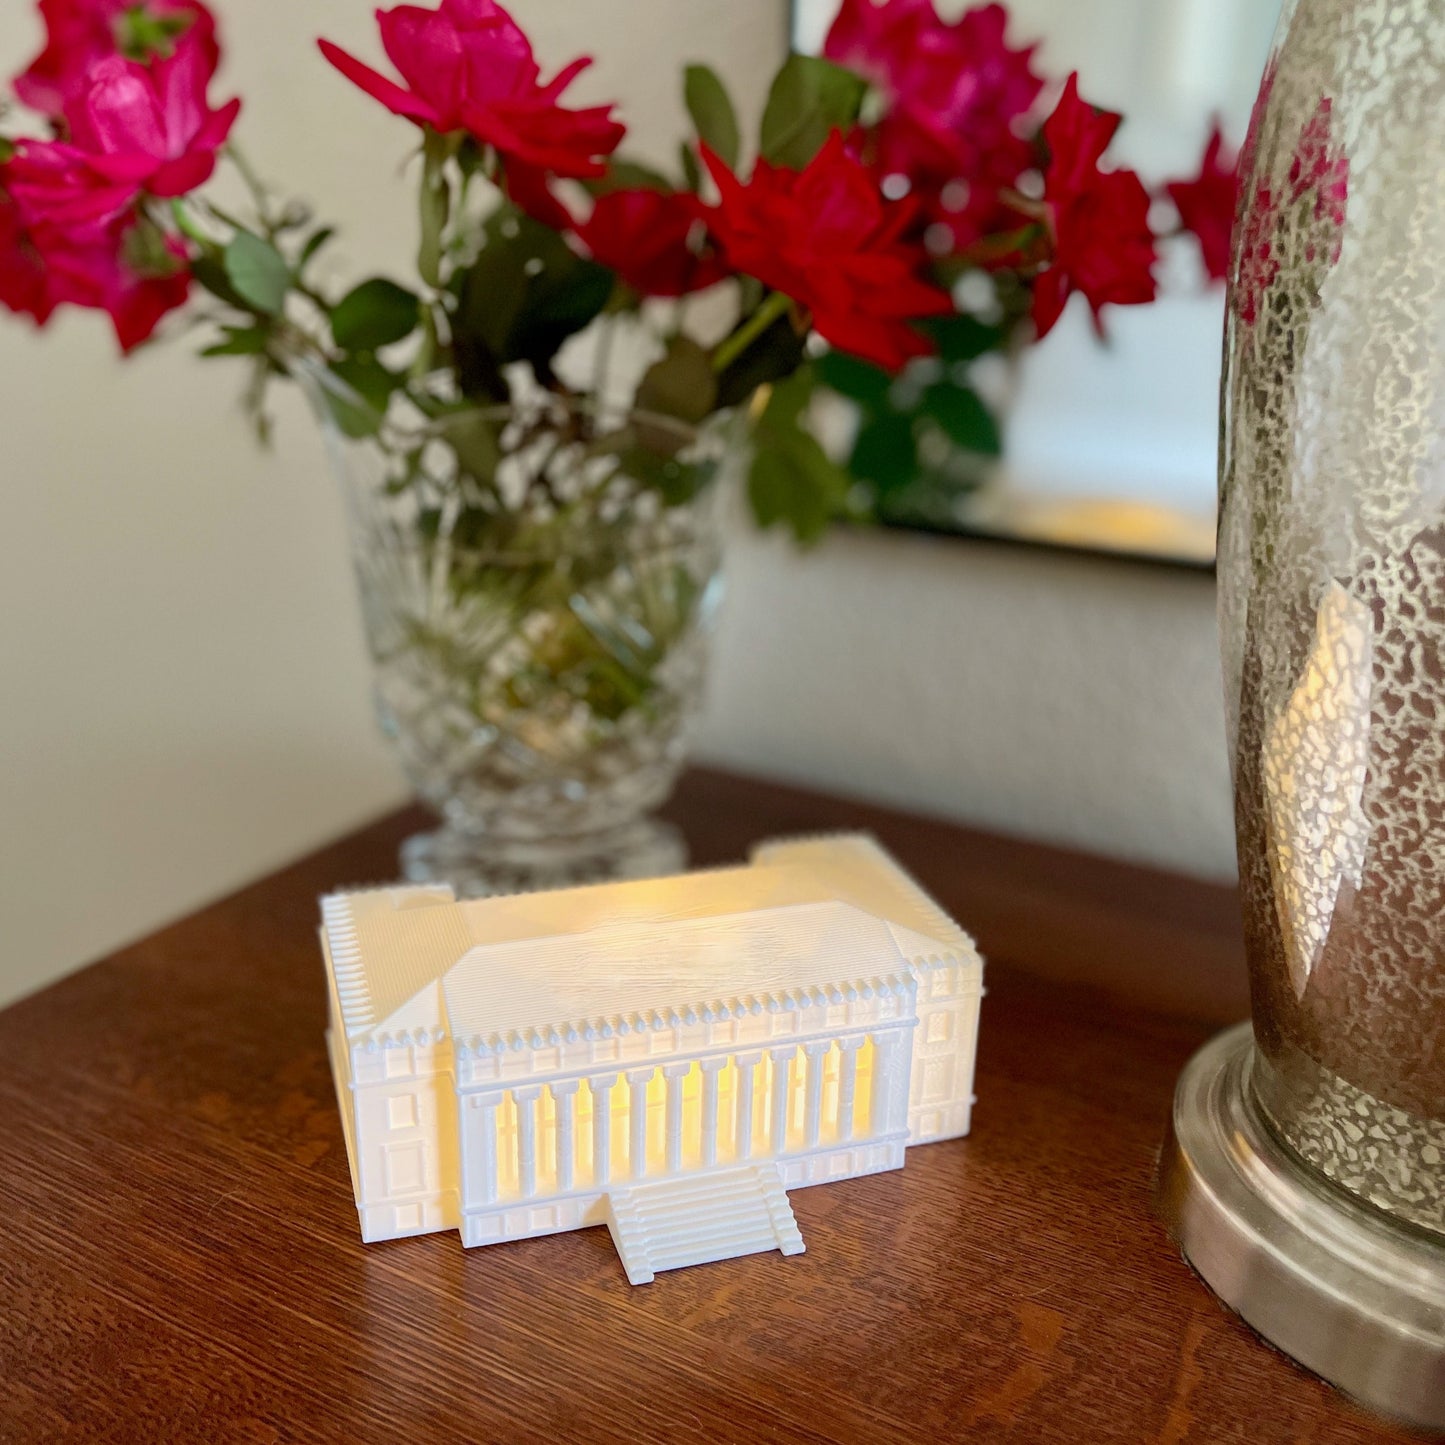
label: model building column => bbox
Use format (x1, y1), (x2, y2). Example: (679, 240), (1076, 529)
(551, 1080), (580, 1193)
(626, 1067), (654, 1180)
(734, 1051), (763, 1161)
(698, 1058), (726, 1168)
(801, 1041), (830, 1149)
(768, 1045), (797, 1155)
(467, 1094), (501, 1206)
(512, 1085), (542, 1198)
(590, 1073), (618, 1187)
(834, 1037), (865, 1143)
(662, 1063), (691, 1173)
(870, 1029), (906, 1136)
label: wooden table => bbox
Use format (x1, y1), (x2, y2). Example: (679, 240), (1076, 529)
(0, 769), (1415, 1443)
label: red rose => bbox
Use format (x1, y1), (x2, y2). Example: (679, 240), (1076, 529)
(1166, 123), (1240, 282)
(825, 0), (1042, 248)
(701, 132), (952, 371)
(0, 166), (191, 349)
(319, 0), (624, 178)
(0, 183), (59, 325)
(8, 40), (240, 229)
(41, 215), (192, 351)
(575, 187), (728, 298)
(1033, 74), (1157, 337)
(13, 0), (218, 119)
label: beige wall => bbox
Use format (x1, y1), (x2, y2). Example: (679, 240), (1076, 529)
(0, 0), (1233, 1010)
(700, 520), (1234, 882)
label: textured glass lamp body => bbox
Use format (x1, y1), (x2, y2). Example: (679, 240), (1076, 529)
(324, 398), (728, 895)
(1219, 0), (1445, 1232)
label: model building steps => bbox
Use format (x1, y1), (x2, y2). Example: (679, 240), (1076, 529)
(604, 1164), (805, 1285)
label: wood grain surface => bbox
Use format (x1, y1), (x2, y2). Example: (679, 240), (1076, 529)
(0, 768), (1416, 1443)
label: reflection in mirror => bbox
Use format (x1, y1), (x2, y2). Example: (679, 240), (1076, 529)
(793, 0), (1281, 566)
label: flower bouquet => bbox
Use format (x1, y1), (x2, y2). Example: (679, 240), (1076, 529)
(0, 0), (1237, 891)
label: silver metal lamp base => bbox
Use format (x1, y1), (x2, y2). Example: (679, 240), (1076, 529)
(1157, 1023), (1445, 1432)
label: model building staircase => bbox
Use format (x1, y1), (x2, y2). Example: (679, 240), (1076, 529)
(604, 1163), (805, 1285)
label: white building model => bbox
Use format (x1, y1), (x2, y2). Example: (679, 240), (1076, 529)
(321, 834), (982, 1284)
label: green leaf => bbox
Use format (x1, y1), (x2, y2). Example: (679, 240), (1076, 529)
(620, 446), (711, 507)
(453, 209), (613, 385)
(813, 349), (892, 409)
(760, 365), (814, 430)
(684, 64), (741, 169)
(330, 277), (421, 351)
(921, 382), (1001, 455)
(746, 367), (850, 542)
(454, 217), (529, 360)
(679, 141), (702, 193)
(759, 54), (867, 169)
(191, 253), (248, 308)
(312, 367), (386, 439)
(455, 137), (487, 178)
(200, 325), (270, 358)
(330, 355), (400, 412)
(437, 410), (501, 486)
(714, 311), (807, 409)
(736, 274), (764, 315)
(122, 215), (187, 278)
(452, 327), (510, 403)
(849, 410), (917, 494)
(922, 313), (1006, 363)
(223, 232), (290, 315)
(0, 137), (14, 165)
(637, 335), (718, 425)
(116, 5), (192, 61)
(748, 425), (851, 544)
(297, 225), (336, 272)
(513, 259), (614, 376)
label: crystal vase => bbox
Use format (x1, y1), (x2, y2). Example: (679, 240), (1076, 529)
(1158, 0), (1445, 1427)
(319, 392), (729, 896)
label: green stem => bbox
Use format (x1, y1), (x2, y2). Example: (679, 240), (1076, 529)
(225, 142), (275, 233)
(712, 289), (794, 373)
(418, 129), (453, 290)
(591, 313), (616, 430)
(168, 197), (211, 247)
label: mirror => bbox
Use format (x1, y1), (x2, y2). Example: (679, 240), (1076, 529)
(793, 0), (1281, 567)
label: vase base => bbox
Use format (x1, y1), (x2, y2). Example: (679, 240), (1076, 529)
(1157, 1023), (1445, 1431)
(399, 817), (687, 898)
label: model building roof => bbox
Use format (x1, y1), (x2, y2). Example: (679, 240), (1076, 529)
(321, 834), (974, 1049)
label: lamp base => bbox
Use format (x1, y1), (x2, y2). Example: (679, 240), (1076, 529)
(1157, 1023), (1445, 1432)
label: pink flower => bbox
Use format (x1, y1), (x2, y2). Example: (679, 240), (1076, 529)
(319, 0), (624, 178)
(0, 163), (191, 349)
(825, 0), (1042, 231)
(1032, 75), (1157, 337)
(1166, 123), (1241, 282)
(41, 216), (192, 351)
(575, 188), (728, 297)
(701, 133), (953, 370)
(14, 0), (218, 120)
(0, 183), (59, 325)
(7, 40), (240, 228)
